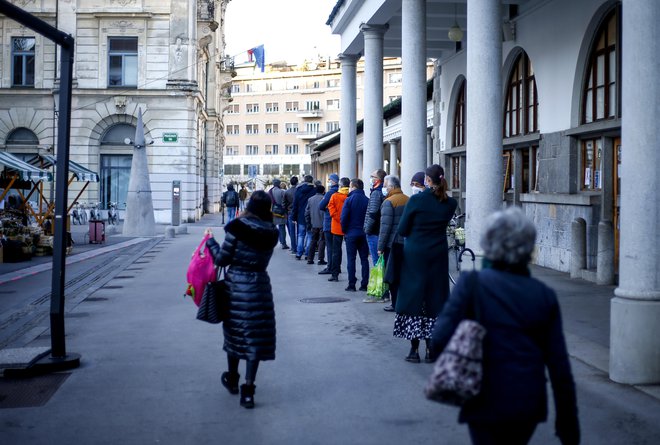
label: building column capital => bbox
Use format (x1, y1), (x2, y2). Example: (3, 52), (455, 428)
(338, 53), (360, 65)
(359, 23), (389, 38)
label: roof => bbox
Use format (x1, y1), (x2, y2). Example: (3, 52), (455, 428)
(0, 152), (52, 182)
(326, 0), (345, 26)
(29, 155), (99, 182)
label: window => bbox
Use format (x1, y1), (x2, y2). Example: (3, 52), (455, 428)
(263, 164), (280, 175)
(389, 95), (401, 103)
(521, 147), (539, 193)
(305, 122), (320, 134)
(326, 99), (340, 111)
(243, 164), (260, 175)
(265, 123), (279, 134)
(305, 101), (320, 111)
(226, 125), (239, 135)
(504, 52), (538, 138)
(285, 123), (298, 134)
(11, 37), (35, 87)
(224, 164), (241, 175)
(265, 82), (273, 91)
(305, 144), (312, 154)
(453, 82), (466, 147)
(246, 124), (259, 135)
(388, 72), (402, 84)
(100, 155), (132, 212)
(225, 104), (239, 114)
(246, 145), (259, 155)
(583, 10), (619, 123)
(108, 37), (138, 87)
(502, 151), (513, 194)
(245, 83), (254, 92)
(302, 164), (312, 175)
(285, 101), (299, 112)
(581, 138), (603, 190)
(225, 145), (239, 155)
(285, 144), (299, 155)
(312, 81), (320, 89)
(6, 127), (39, 146)
(286, 81), (300, 90)
(266, 102), (279, 113)
(246, 103), (259, 114)
(283, 164), (300, 176)
(327, 78), (340, 88)
(265, 144), (279, 155)
(231, 84), (240, 93)
(326, 121), (340, 132)
(451, 156), (461, 189)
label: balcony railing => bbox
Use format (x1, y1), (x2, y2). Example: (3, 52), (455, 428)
(296, 109), (324, 118)
(297, 132), (324, 140)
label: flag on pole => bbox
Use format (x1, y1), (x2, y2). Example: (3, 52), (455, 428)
(247, 45), (265, 72)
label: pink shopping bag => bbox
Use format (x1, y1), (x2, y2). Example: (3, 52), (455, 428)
(185, 234), (216, 306)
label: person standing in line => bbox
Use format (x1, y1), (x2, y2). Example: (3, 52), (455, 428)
(327, 177), (350, 282)
(204, 191), (279, 409)
(410, 171), (426, 196)
(283, 176), (299, 254)
(222, 183), (240, 223)
(340, 178), (370, 292)
(305, 184), (326, 265)
(394, 165), (457, 363)
(318, 173), (339, 274)
(364, 169), (387, 265)
(292, 175), (317, 260)
(431, 207), (580, 445)
(238, 185), (248, 211)
(269, 178), (289, 249)
(370, 174), (408, 307)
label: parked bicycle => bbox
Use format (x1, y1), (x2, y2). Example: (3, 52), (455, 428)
(71, 201), (87, 225)
(89, 202), (100, 221)
(446, 212), (476, 285)
(107, 201), (118, 225)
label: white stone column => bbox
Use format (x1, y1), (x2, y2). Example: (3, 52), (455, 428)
(465, 0), (503, 255)
(610, 0), (660, 385)
(389, 140), (399, 176)
(360, 24), (388, 181)
(401, 0), (427, 194)
(339, 54), (359, 179)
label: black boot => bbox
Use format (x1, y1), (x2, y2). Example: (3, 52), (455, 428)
(405, 348), (420, 363)
(240, 384), (256, 409)
(221, 372), (240, 395)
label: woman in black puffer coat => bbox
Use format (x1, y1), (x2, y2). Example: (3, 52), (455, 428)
(205, 190), (279, 409)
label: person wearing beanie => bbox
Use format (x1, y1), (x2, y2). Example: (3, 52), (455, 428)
(222, 183), (240, 223)
(318, 173), (340, 273)
(204, 190), (279, 409)
(269, 179), (288, 249)
(292, 175), (317, 260)
(283, 176), (299, 253)
(394, 164), (457, 363)
(410, 171), (426, 196)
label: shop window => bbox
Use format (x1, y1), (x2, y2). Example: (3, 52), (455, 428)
(520, 146), (539, 193)
(582, 9), (619, 124)
(108, 37), (138, 87)
(263, 164), (280, 175)
(282, 164), (300, 176)
(581, 138), (603, 191)
(12, 37), (35, 87)
(243, 164), (259, 175)
(224, 164), (240, 175)
(453, 82), (466, 147)
(451, 156), (461, 189)
(504, 52), (538, 137)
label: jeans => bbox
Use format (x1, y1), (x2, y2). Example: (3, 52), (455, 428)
(227, 353), (260, 384)
(345, 235), (370, 288)
(296, 225), (308, 257)
(307, 227), (323, 261)
(226, 206), (237, 223)
(330, 234), (344, 278)
(366, 234), (379, 265)
(287, 214), (297, 252)
(324, 230), (333, 269)
(277, 223), (287, 246)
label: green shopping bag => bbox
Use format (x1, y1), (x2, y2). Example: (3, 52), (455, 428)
(367, 255), (389, 297)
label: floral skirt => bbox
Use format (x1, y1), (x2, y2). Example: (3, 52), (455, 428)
(393, 314), (436, 340)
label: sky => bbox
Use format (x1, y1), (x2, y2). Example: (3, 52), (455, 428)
(224, 0), (341, 66)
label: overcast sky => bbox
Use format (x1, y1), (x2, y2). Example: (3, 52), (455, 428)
(224, 0), (341, 65)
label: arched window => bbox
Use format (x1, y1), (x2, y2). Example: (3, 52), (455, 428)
(100, 123), (135, 210)
(504, 52), (538, 138)
(452, 81), (466, 147)
(582, 9), (619, 124)
(100, 123), (135, 146)
(6, 127), (39, 146)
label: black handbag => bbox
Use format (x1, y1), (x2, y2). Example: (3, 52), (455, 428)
(196, 269), (228, 324)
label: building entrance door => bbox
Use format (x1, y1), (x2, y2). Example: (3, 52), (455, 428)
(613, 138), (621, 273)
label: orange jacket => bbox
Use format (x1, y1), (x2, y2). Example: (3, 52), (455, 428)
(327, 187), (349, 235)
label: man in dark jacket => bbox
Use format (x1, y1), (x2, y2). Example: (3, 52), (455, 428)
(283, 176), (298, 254)
(364, 169), (386, 265)
(304, 185), (326, 264)
(292, 175), (317, 260)
(222, 183), (240, 223)
(318, 173), (339, 274)
(340, 178), (370, 292)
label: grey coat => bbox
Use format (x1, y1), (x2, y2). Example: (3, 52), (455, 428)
(305, 194), (325, 229)
(269, 186), (287, 226)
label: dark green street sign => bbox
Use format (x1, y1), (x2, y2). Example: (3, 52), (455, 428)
(163, 132), (178, 143)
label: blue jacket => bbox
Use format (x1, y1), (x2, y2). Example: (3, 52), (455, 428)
(292, 182), (316, 225)
(340, 189), (369, 238)
(319, 184), (339, 231)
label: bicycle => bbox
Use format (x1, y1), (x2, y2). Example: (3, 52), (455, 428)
(107, 202), (118, 225)
(78, 202), (88, 224)
(89, 202), (100, 221)
(447, 213), (476, 286)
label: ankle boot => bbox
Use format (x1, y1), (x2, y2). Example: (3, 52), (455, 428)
(424, 348), (434, 363)
(240, 384), (256, 409)
(221, 372), (240, 395)
(405, 349), (421, 363)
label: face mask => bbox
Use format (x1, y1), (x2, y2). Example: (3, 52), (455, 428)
(370, 178), (378, 187)
(382, 188), (389, 197)
(411, 186), (423, 195)
(327, 182), (333, 188)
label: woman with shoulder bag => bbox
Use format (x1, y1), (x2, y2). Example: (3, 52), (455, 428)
(205, 190), (279, 409)
(430, 207), (580, 445)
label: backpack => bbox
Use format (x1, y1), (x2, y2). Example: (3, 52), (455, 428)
(225, 191), (238, 207)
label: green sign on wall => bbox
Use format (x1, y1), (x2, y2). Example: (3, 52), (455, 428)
(163, 132), (178, 143)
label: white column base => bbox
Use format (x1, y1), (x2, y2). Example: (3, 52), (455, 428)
(610, 297), (660, 384)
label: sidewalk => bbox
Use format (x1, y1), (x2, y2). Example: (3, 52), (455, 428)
(0, 212), (658, 444)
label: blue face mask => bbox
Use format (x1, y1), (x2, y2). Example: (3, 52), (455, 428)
(382, 188), (388, 197)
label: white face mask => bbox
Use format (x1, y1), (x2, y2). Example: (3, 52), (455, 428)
(370, 178), (378, 187)
(382, 188), (389, 197)
(411, 186), (424, 195)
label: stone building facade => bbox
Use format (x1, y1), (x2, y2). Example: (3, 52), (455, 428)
(0, 0), (232, 224)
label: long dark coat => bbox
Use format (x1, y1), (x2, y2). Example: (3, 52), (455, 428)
(395, 189), (457, 317)
(207, 216), (279, 361)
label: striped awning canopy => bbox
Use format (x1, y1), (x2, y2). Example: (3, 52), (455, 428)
(30, 155), (99, 182)
(0, 152), (52, 182)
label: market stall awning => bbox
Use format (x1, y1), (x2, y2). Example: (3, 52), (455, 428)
(0, 152), (52, 182)
(30, 154), (99, 182)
